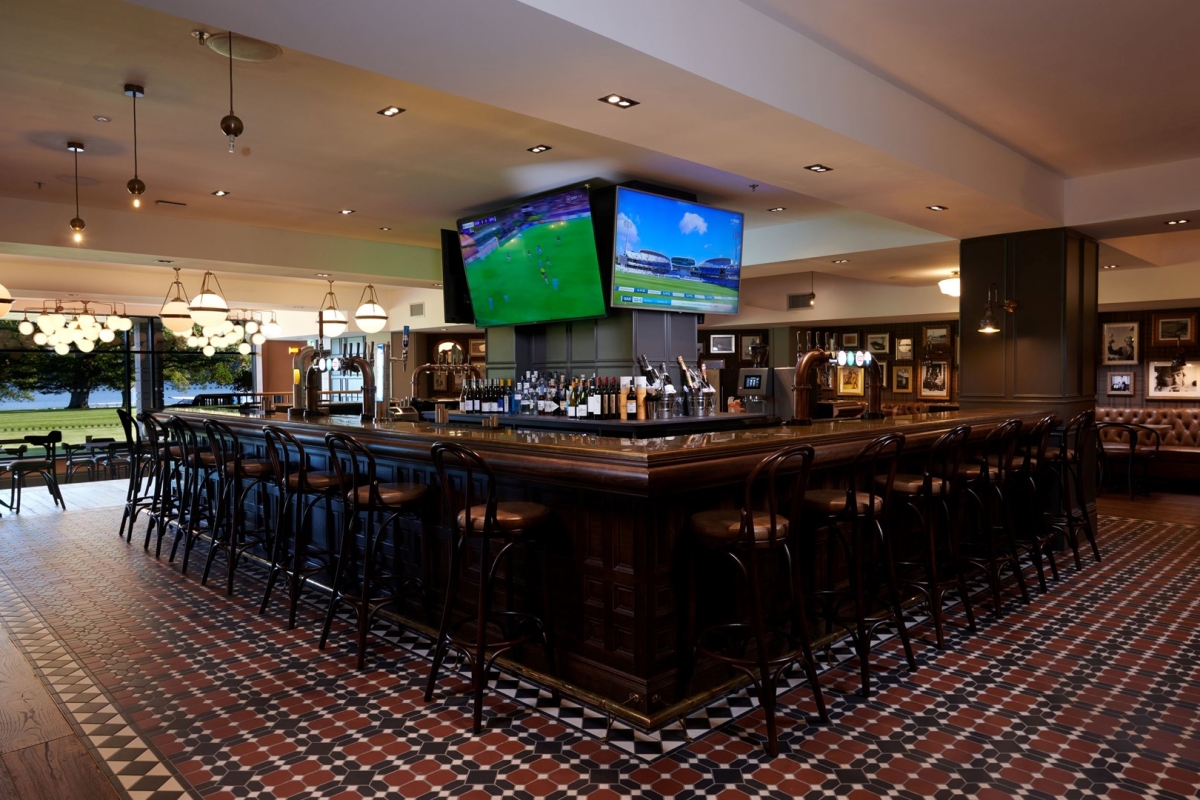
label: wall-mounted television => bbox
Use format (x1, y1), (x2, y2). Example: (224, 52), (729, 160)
(457, 184), (607, 327)
(440, 229), (475, 325)
(610, 186), (743, 315)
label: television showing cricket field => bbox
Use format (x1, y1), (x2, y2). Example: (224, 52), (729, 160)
(456, 185), (607, 327)
(611, 187), (743, 315)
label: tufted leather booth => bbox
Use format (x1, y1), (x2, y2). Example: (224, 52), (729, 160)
(882, 402), (931, 417)
(1095, 407), (1200, 480)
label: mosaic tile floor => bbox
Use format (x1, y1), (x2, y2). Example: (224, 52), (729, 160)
(0, 504), (1197, 799)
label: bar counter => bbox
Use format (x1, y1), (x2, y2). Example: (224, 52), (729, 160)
(167, 407), (1051, 729)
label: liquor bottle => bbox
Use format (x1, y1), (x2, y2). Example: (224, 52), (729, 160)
(459, 376), (470, 412)
(602, 377), (612, 419)
(677, 355), (696, 416)
(556, 375), (567, 416)
(585, 377), (599, 419)
(506, 379), (515, 414)
(625, 380), (637, 420)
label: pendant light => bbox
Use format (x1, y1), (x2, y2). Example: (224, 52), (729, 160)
(219, 31), (244, 153)
(124, 84), (146, 207)
(159, 268), (195, 333)
(938, 271), (960, 297)
(189, 271), (230, 326)
(318, 280), (348, 337)
(353, 284), (388, 333)
(0, 282), (11, 316)
(67, 142), (85, 242)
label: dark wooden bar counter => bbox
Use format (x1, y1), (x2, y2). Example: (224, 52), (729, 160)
(167, 407), (1051, 729)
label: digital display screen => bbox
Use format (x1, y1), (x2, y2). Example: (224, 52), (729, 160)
(743, 374), (762, 390)
(611, 187), (743, 315)
(457, 186), (607, 327)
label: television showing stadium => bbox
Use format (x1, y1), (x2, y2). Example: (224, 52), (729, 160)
(457, 185), (607, 327)
(610, 187), (743, 315)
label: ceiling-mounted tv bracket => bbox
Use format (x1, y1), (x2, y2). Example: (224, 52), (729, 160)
(749, 183), (759, 192)
(191, 30), (212, 45)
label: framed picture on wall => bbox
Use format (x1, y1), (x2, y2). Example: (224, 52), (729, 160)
(740, 334), (762, 361)
(1107, 371), (1134, 396)
(866, 333), (890, 356)
(841, 332), (860, 349)
(918, 360), (950, 399)
(1101, 322), (1138, 365)
(1148, 361), (1200, 398)
(468, 338), (487, 359)
(709, 334), (735, 354)
(433, 372), (449, 392)
(1151, 313), (1197, 346)
(895, 337), (914, 361)
(893, 365), (913, 394)
(837, 365), (864, 396)
(923, 325), (951, 350)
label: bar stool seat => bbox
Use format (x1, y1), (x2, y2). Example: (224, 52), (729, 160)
(287, 471), (338, 492)
(803, 488), (882, 514)
(188, 451), (217, 467)
(883, 474), (947, 495)
(456, 501), (549, 533)
(226, 459), (272, 477)
(360, 482), (427, 507)
(691, 509), (788, 546)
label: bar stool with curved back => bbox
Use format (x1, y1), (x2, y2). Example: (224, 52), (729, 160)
(1048, 409), (1102, 568)
(202, 418), (275, 596)
(1011, 414), (1060, 592)
(959, 419), (1031, 616)
(887, 425), (976, 651)
(117, 409), (155, 541)
(1097, 422), (1161, 501)
(260, 425), (341, 629)
(684, 444), (828, 757)
(320, 432), (431, 668)
(164, 415), (218, 571)
(802, 433), (916, 698)
(2, 432), (65, 513)
(130, 413), (175, 545)
(425, 441), (556, 733)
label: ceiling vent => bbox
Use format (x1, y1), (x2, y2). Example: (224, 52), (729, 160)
(155, 200), (187, 207)
(409, 302), (425, 318)
(787, 293), (816, 310)
(203, 32), (283, 62)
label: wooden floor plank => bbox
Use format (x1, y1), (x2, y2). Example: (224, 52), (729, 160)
(0, 628), (72, 754)
(0, 759), (18, 800)
(1, 737), (119, 800)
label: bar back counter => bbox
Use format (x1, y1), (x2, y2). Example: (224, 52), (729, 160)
(165, 407), (1058, 730)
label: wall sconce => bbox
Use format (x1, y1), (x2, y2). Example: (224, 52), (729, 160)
(1171, 335), (1187, 370)
(978, 282), (1017, 334)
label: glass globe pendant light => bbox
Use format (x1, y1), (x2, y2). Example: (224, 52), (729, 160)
(0, 281), (12, 316)
(159, 268), (195, 333)
(353, 283), (388, 333)
(189, 271), (229, 327)
(318, 280), (348, 338)
(124, 84), (146, 207)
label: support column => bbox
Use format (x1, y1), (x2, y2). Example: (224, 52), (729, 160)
(958, 228), (1098, 421)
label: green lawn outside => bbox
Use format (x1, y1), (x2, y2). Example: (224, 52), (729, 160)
(0, 408), (124, 446)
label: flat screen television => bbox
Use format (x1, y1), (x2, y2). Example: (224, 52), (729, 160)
(440, 229), (475, 325)
(610, 186), (743, 315)
(456, 185), (607, 327)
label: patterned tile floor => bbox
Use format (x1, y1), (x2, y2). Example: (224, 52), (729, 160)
(0, 502), (1197, 799)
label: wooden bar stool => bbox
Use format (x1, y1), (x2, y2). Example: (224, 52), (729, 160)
(131, 413), (178, 548)
(425, 441), (556, 733)
(1048, 410), (1102, 568)
(888, 425), (977, 650)
(320, 432), (431, 669)
(260, 425), (341, 630)
(684, 443), (828, 757)
(1012, 414), (1060, 591)
(202, 419), (275, 596)
(1, 432), (65, 514)
(164, 416), (218, 572)
(959, 419), (1031, 616)
(117, 409), (155, 542)
(802, 433), (916, 698)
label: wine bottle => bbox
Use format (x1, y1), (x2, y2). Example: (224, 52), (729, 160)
(625, 380), (637, 420)
(677, 355), (696, 416)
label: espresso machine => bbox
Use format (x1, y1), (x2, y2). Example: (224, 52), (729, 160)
(736, 342), (773, 415)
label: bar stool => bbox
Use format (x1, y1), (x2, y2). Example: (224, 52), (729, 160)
(1012, 414), (1060, 591)
(802, 433), (916, 698)
(887, 425), (976, 650)
(130, 413), (176, 546)
(1048, 410), (1101, 568)
(202, 419), (275, 596)
(164, 416), (218, 572)
(320, 432), (431, 668)
(1, 432), (66, 514)
(117, 409), (155, 541)
(959, 419), (1031, 616)
(425, 441), (556, 733)
(260, 426), (341, 629)
(684, 443), (828, 757)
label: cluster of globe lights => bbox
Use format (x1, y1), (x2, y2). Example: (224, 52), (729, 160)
(158, 268), (281, 357)
(184, 315), (281, 357)
(16, 305), (133, 355)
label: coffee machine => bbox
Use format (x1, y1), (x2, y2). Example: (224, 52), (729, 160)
(736, 342), (772, 415)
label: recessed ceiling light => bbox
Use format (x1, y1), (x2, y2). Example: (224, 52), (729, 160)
(832, 259), (849, 264)
(926, 205), (949, 211)
(1165, 218), (1190, 225)
(767, 207), (786, 212)
(804, 164), (832, 173)
(379, 226), (391, 231)
(1102, 264), (1119, 269)
(315, 273), (331, 278)
(527, 144), (553, 154)
(599, 93), (639, 108)
(377, 106), (405, 117)
(211, 190), (230, 197)
(93, 115), (111, 123)
(339, 209), (355, 215)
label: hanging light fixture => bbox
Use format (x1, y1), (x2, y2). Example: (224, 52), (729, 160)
(0, 281), (11, 316)
(938, 271), (961, 297)
(159, 268), (195, 333)
(261, 312), (282, 338)
(123, 84), (146, 207)
(318, 280), (348, 337)
(1171, 335), (1187, 370)
(189, 271), (230, 326)
(67, 142), (85, 242)
(353, 284), (388, 333)
(978, 282), (1017, 334)
(219, 31), (244, 153)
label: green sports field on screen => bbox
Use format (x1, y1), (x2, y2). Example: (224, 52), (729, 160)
(610, 272), (739, 314)
(461, 217), (606, 327)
